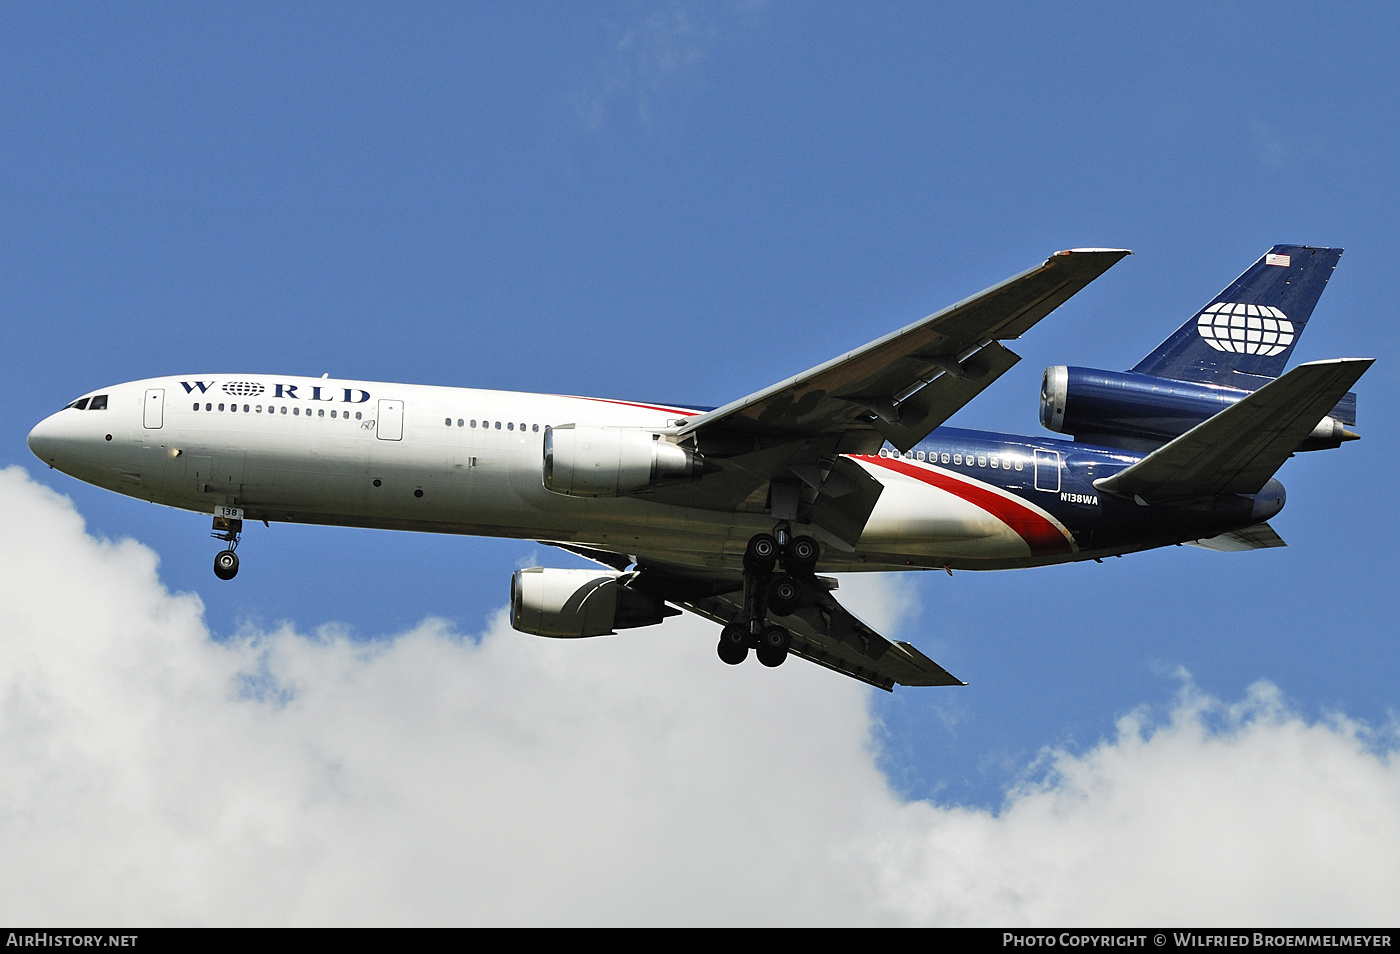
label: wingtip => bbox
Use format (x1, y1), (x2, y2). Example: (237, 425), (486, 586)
(1055, 247), (1133, 256)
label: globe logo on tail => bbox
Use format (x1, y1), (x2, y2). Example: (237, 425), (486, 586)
(1196, 302), (1295, 356)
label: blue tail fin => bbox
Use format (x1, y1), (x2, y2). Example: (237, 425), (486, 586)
(1132, 245), (1342, 390)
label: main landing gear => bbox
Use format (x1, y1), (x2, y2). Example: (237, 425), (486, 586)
(212, 514), (242, 581)
(716, 527), (820, 669)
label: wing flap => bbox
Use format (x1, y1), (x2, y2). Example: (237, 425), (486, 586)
(858, 340), (1021, 450)
(1094, 358), (1373, 500)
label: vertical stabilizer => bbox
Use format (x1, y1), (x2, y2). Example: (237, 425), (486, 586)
(1132, 245), (1342, 390)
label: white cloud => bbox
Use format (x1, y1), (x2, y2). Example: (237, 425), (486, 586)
(570, 2), (764, 130)
(0, 465), (1397, 925)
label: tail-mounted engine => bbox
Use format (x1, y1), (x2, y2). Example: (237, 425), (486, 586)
(1040, 365), (1357, 451)
(510, 567), (677, 638)
(543, 424), (709, 497)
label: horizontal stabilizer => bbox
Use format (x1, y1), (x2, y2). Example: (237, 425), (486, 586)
(1187, 522), (1287, 551)
(1094, 358), (1373, 500)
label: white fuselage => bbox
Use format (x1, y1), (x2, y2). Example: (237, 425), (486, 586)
(27, 374), (1074, 572)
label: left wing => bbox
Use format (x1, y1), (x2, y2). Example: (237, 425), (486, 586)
(678, 248), (1130, 454)
(641, 250), (1129, 546)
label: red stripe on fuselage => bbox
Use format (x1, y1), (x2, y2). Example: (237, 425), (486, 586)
(858, 455), (1074, 555)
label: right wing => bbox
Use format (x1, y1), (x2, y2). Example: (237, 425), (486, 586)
(633, 563), (964, 692)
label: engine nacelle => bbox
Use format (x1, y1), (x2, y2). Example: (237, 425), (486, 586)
(1040, 366), (1357, 451)
(543, 424), (704, 497)
(510, 567), (674, 638)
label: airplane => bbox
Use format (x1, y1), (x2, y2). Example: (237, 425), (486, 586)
(27, 245), (1371, 691)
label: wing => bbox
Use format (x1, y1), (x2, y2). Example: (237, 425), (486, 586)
(679, 248), (1131, 454)
(628, 561), (964, 692)
(642, 250), (1130, 545)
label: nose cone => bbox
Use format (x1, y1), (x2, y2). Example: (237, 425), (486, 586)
(27, 413), (63, 466)
(28, 409), (100, 473)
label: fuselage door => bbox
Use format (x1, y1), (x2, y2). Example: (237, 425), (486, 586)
(143, 389), (164, 429)
(377, 399), (404, 441)
(1033, 449), (1061, 492)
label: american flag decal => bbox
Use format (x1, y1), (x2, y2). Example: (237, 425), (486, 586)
(1266, 253), (1291, 267)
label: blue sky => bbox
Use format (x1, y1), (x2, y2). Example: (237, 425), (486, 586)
(2, 3), (1399, 924)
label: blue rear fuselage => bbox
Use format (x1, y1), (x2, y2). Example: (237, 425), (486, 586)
(883, 425), (1281, 566)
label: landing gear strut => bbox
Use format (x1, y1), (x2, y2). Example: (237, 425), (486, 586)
(714, 527), (820, 669)
(212, 513), (242, 581)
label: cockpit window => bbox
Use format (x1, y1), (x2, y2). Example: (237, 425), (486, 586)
(89, 395), (109, 410)
(70, 398), (91, 410)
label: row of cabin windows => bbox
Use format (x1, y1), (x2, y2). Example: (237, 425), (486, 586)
(879, 446), (1025, 471)
(445, 418), (539, 433)
(193, 402), (362, 419)
(67, 395), (109, 410)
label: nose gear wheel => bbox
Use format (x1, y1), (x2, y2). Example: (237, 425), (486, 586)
(213, 549), (239, 580)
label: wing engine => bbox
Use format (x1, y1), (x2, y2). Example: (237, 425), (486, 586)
(543, 424), (712, 497)
(511, 567), (679, 637)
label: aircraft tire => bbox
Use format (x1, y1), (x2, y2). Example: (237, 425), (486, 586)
(786, 536), (820, 572)
(756, 644), (788, 668)
(717, 624), (749, 665)
(743, 533), (779, 572)
(756, 625), (790, 667)
(760, 624), (791, 651)
(213, 550), (239, 581)
(767, 575), (801, 616)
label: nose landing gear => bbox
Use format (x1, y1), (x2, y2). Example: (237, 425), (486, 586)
(211, 510), (243, 581)
(714, 527), (820, 669)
